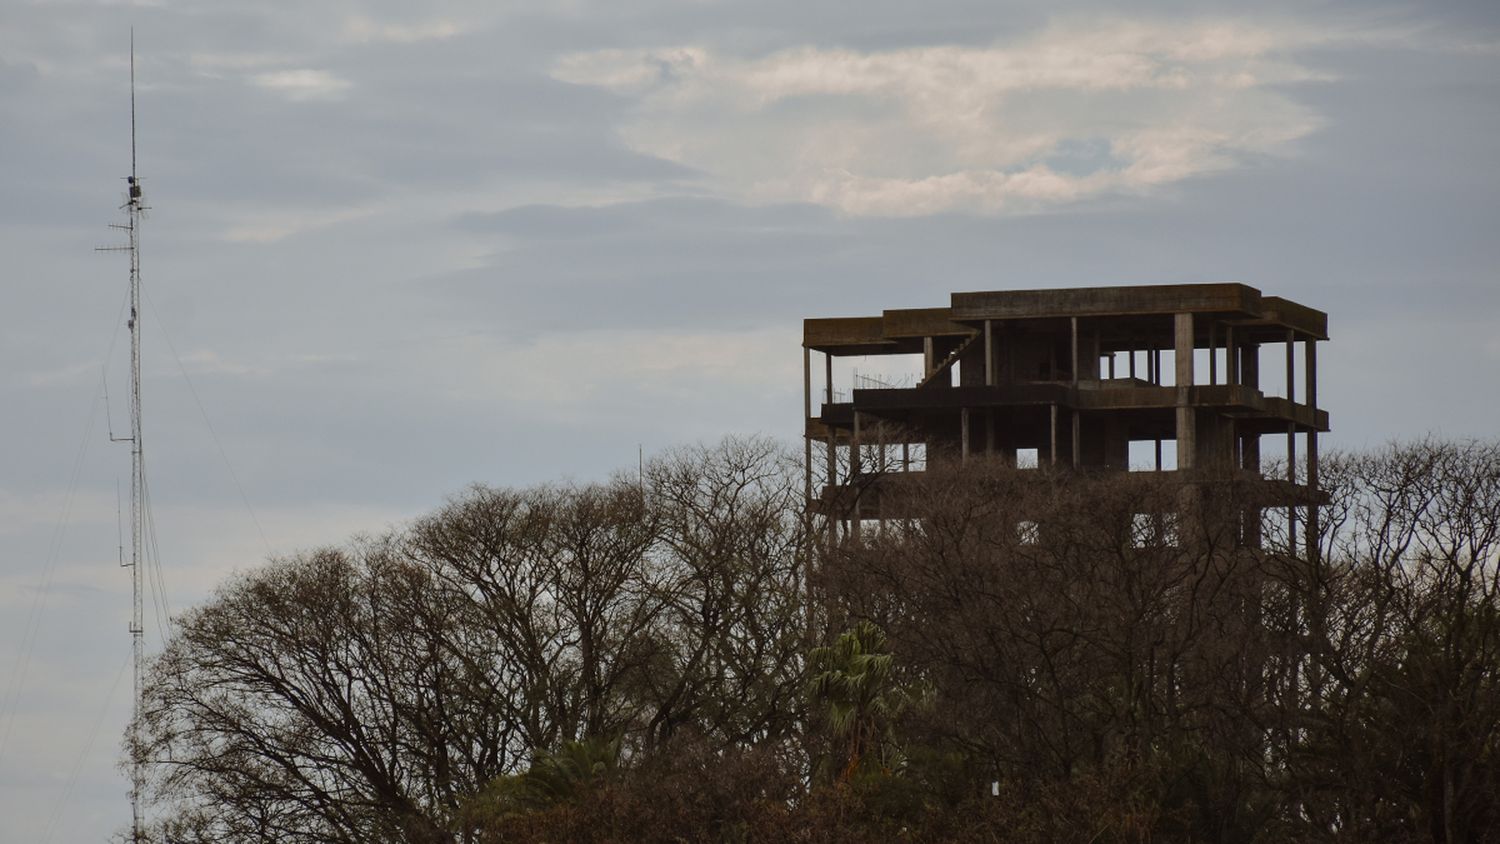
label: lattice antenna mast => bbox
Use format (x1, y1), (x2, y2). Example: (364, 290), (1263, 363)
(97, 28), (147, 844)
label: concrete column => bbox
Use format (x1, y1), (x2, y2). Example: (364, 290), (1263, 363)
(1070, 316), (1079, 385)
(1242, 342), (1260, 389)
(826, 430), (836, 487)
(1050, 404), (1058, 466)
(1242, 428), (1264, 548)
(1304, 338), (1318, 411)
(876, 421), (886, 530)
(825, 429), (837, 546)
(1129, 341), (1137, 379)
(851, 412), (862, 476)
(1287, 421), (1297, 553)
(1209, 322), (1218, 385)
(984, 320), (994, 386)
(1072, 410), (1081, 469)
(851, 412), (862, 540)
(1305, 338), (1320, 559)
(1285, 329), (1298, 553)
(961, 408), (970, 462)
(1285, 330), (1295, 403)
(1226, 326), (1237, 387)
(803, 347), (812, 505)
(825, 352), (834, 404)
(923, 337), (935, 378)
(1174, 312), (1196, 471)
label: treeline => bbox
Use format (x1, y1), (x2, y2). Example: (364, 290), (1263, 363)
(133, 438), (1500, 843)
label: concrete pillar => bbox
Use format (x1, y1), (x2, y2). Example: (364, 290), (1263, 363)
(825, 352), (834, 404)
(1209, 322), (1217, 385)
(1285, 330), (1295, 403)
(961, 408), (970, 463)
(826, 429), (837, 546)
(1226, 326), (1237, 387)
(1070, 317), (1079, 385)
(825, 430), (836, 487)
(851, 412), (863, 476)
(877, 421), (886, 529)
(1287, 421), (1297, 553)
(1304, 338), (1318, 411)
(851, 412), (862, 540)
(984, 320), (994, 386)
(923, 337), (935, 378)
(1174, 312), (1196, 470)
(1049, 404), (1058, 466)
(1285, 331), (1298, 553)
(803, 347), (812, 505)
(1305, 338), (1320, 559)
(1242, 428), (1264, 549)
(1072, 410), (1081, 469)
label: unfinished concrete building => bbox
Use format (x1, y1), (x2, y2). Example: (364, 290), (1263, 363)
(802, 283), (1328, 549)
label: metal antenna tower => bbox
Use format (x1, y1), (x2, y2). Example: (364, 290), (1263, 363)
(97, 29), (148, 844)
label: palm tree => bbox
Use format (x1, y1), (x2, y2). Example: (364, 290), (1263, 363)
(807, 621), (926, 782)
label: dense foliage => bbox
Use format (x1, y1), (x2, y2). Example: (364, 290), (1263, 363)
(133, 438), (1500, 843)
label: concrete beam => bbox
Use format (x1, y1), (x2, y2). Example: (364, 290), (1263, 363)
(953, 282), (1262, 322)
(881, 307), (972, 339)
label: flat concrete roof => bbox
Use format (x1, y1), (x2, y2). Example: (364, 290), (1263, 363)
(805, 283), (1328, 352)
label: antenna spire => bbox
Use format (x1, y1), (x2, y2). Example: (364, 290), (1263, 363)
(99, 29), (149, 843)
(130, 28), (137, 184)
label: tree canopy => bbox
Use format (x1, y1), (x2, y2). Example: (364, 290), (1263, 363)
(133, 437), (1500, 843)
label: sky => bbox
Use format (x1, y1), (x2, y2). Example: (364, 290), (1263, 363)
(2, 0), (1498, 839)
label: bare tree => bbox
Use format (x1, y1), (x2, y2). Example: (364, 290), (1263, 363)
(1266, 440), (1500, 842)
(134, 437), (1500, 843)
(633, 437), (809, 751)
(134, 437), (809, 843)
(135, 547), (483, 842)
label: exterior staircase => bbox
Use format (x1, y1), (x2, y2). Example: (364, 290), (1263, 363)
(916, 333), (978, 389)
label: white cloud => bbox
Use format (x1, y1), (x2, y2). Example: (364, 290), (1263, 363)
(219, 203), (381, 243)
(552, 20), (1347, 215)
(341, 15), (465, 45)
(250, 68), (352, 101)
(189, 52), (293, 73)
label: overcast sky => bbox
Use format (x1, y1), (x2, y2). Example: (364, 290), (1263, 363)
(2, 1), (1498, 839)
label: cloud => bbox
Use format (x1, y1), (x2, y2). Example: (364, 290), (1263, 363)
(552, 20), (1343, 215)
(218, 203), (381, 243)
(250, 68), (352, 101)
(341, 15), (465, 45)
